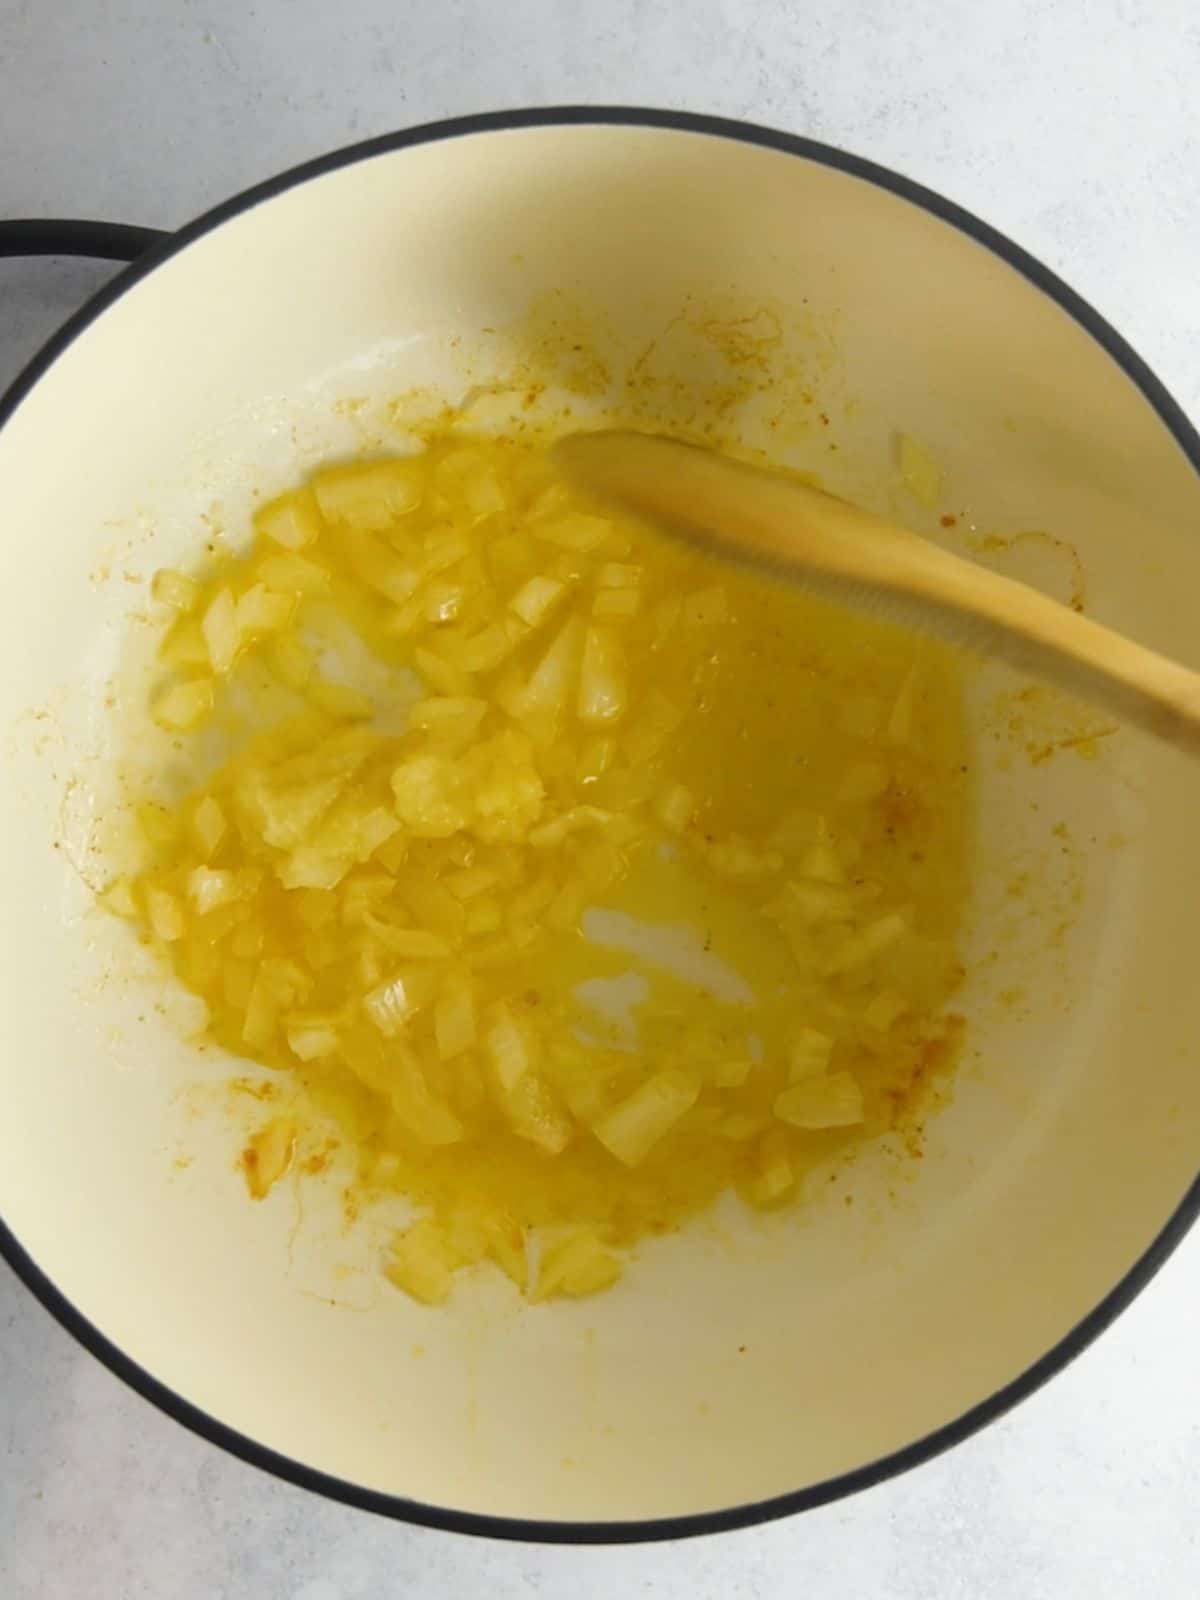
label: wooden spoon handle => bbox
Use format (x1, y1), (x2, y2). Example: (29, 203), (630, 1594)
(557, 431), (1200, 757)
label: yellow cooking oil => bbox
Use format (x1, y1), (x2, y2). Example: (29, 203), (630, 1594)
(106, 425), (972, 1304)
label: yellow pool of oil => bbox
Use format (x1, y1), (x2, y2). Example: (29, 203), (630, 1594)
(113, 423), (972, 1301)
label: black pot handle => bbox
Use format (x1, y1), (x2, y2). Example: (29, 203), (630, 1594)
(0, 219), (168, 263)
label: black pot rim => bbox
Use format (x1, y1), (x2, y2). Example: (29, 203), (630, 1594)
(3, 105), (1198, 1547)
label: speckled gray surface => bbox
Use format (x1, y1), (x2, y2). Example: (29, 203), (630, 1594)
(3, 2), (1200, 1594)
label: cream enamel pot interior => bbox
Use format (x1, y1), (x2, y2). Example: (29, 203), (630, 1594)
(3, 109), (1200, 1542)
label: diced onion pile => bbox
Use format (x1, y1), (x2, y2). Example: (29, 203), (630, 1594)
(106, 428), (971, 1304)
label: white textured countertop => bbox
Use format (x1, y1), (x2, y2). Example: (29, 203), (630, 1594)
(3, 2), (1200, 1594)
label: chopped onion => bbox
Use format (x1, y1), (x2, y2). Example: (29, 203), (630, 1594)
(186, 866), (245, 915)
(255, 487), (323, 550)
(577, 734), (615, 785)
(237, 736), (369, 850)
(401, 871), (466, 944)
(241, 968), (279, 1047)
(510, 616), (583, 729)
(448, 621), (518, 673)
(413, 645), (475, 698)
(533, 1230), (622, 1301)
(592, 1069), (699, 1167)
(345, 531), (421, 604)
(278, 850), (351, 891)
(577, 625), (627, 725)
(443, 864), (498, 901)
(232, 919), (266, 955)
(338, 873), (393, 926)
(652, 595), (682, 645)
(363, 915), (451, 961)
(823, 910), (909, 977)
(504, 1072), (572, 1154)
(424, 580), (466, 625)
(256, 551), (331, 595)
(313, 459), (423, 530)
(391, 754), (469, 838)
(485, 1000), (535, 1093)
(201, 587), (240, 675)
(749, 1129), (794, 1205)
(242, 1118), (296, 1199)
(307, 680), (374, 721)
(532, 512), (611, 552)
(158, 619), (210, 669)
(435, 976), (477, 1059)
(798, 826), (845, 885)
(509, 574), (566, 628)
(436, 449), (507, 520)
(235, 585), (294, 640)
(781, 877), (863, 925)
(597, 562), (642, 589)
(258, 956), (310, 1007)
(384, 592), (426, 639)
(267, 634), (315, 690)
(136, 802), (176, 847)
(99, 878), (138, 918)
(788, 1028), (833, 1081)
(716, 1111), (769, 1141)
(407, 697), (488, 741)
(421, 527), (473, 574)
(774, 1071), (864, 1130)
(285, 1015), (340, 1061)
(711, 1059), (752, 1088)
(624, 690), (684, 765)
(364, 971), (429, 1037)
(145, 886), (184, 942)
(593, 587), (641, 618)
(237, 582), (294, 637)
(152, 676), (214, 731)
(767, 809), (826, 856)
(699, 834), (783, 879)
(862, 989), (908, 1032)
(654, 783), (695, 834)
(527, 481), (571, 522)
(222, 959), (254, 1010)
(479, 1210), (529, 1291)
(465, 897), (502, 936)
(527, 805), (616, 850)
(386, 1219), (456, 1304)
(390, 1050), (466, 1146)
(151, 568), (200, 612)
